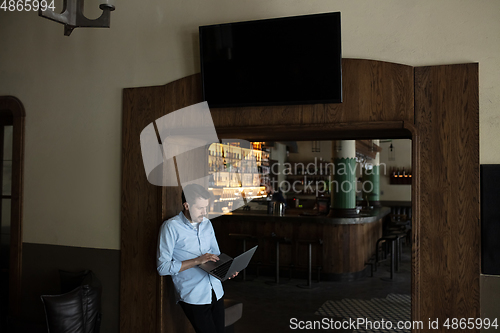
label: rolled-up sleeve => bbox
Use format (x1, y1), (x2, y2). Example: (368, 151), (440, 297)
(157, 222), (182, 276)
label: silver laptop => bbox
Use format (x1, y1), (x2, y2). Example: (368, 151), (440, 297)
(198, 246), (258, 282)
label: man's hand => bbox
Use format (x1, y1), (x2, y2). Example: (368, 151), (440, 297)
(179, 253), (218, 273)
(196, 253), (219, 265)
(228, 271), (239, 279)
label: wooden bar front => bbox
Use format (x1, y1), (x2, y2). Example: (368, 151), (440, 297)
(210, 208), (388, 280)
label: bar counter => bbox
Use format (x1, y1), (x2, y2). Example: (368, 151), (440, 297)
(210, 206), (390, 225)
(210, 207), (391, 281)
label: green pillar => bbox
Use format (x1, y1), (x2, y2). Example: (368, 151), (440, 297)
(333, 157), (357, 209)
(329, 140), (358, 217)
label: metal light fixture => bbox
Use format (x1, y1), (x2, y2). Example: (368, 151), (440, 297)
(334, 140), (342, 153)
(312, 141), (320, 153)
(39, 0), (115, 36)
(388, 143), (395, 161)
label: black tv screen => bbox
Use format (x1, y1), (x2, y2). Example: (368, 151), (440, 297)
(199, 12), (342, 108)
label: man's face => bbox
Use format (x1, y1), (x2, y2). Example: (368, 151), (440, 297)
(185, 197), (209, 222)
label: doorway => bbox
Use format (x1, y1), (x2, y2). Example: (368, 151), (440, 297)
(0, 96), (25, 329)
(221, 138), (412, 332)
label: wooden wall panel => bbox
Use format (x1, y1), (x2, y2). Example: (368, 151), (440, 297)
(121, 77), (202, 333)
(415, 63), (479, 330)
(210, 59), (414, 129)
(121, 85), (164, 333)
(323, 59), (414, 123)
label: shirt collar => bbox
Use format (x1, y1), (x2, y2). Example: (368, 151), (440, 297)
(179, 211), (208, 227)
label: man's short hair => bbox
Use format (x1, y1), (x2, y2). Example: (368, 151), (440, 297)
(181, 184), (211, 206)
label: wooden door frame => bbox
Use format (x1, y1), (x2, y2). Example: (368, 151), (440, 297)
(213, 120), (420, 322)
(0, 96), (25, 320)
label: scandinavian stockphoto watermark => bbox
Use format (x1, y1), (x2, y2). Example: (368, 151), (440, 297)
(263, 157), (387, 197)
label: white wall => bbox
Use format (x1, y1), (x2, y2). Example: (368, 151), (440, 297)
(269, 142), (287, 188)
(287, 141), (333, 165)
(1, 0), (499, 250)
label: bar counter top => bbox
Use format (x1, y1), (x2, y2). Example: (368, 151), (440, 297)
(209, 206), (390, 225)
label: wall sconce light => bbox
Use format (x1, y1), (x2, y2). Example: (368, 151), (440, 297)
(388, 143), (395, 161)
(312, 141), (320, 153)
(39, 0), (115, 36)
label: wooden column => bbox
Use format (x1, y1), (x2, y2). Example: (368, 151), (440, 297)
(414, 63), (479, 330)
(121, 76), (202, 333)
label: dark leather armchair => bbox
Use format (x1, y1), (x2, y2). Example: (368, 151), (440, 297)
(41, 270), (101, 333)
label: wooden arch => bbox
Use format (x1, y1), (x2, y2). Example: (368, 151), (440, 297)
(121, 59), (479, 332)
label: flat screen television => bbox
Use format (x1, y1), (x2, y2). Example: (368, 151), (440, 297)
(199, 12), (342, 108)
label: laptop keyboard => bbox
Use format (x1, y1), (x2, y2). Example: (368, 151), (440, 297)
(210, 260), (232, 278)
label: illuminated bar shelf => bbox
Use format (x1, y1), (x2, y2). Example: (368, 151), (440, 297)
(208, 142), (269, 212)
(209, 186), (267, 203)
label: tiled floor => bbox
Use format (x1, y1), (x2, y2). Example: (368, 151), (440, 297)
(224, 249), (411, 333)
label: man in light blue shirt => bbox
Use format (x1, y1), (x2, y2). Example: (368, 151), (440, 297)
(157, 184), (236, 333)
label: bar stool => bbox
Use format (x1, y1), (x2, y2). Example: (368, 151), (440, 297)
(267, 234), (293, 285)
(388, 231), (406, 272)
(296, 239), (323, 289)
(386, 213), (407, 234)
(375, 234), (397, 279)
(228, 233), (259, 281)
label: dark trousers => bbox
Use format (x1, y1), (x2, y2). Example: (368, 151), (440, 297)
(179, 290), (225, 333)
